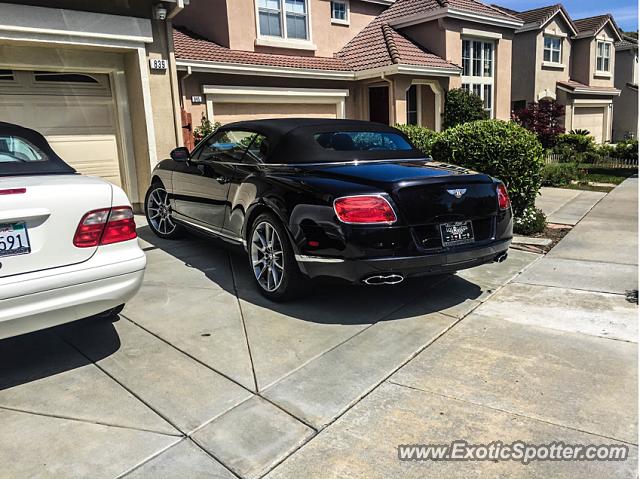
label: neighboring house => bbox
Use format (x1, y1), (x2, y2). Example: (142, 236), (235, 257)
(505, 5), (622, 143)
(0, 0), (190, 208)
(612, 35), (638, 140)
(173, 0), (524, 134)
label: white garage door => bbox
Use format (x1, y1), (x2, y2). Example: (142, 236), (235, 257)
(0, 70), (122, 186)
(212, 102), (337, 125)
(573, 107), (605, 143)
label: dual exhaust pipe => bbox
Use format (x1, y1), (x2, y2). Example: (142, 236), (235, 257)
(363, 252), (507, 285)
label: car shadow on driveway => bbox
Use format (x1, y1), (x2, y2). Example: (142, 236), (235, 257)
(0, 316), (121, 390)
(137, 226), (484, 325)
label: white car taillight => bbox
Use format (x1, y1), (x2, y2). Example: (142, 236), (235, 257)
(73, 206), (137, 248)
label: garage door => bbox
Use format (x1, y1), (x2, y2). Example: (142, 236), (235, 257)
(0, 70), (122, 186)
(211, 103), (337, 124)
(573, 107), (605, 143)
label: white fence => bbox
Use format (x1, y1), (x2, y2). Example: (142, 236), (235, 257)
(544, 152), (639, 168)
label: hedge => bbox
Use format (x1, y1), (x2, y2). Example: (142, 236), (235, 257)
(394, 124), (440, 156)
(431, 120), (545, 216)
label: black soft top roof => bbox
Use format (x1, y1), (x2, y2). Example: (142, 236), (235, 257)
(0, 122), (76, 176)
(218, 118), (423, 164)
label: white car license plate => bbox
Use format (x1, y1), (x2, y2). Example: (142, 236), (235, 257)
(0, 222), (31, 258)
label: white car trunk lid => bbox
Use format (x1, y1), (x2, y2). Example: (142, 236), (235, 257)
(0, 175), (113, 278)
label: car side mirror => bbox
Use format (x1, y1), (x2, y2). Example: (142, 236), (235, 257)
(170, 147), (190, 161)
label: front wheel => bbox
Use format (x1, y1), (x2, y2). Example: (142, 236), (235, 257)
(145, 183), (184, 239)
(249, 213), (307, 301)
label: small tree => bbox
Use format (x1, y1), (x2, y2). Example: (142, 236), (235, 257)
(193, 114), (220, 144)
(442, 88), (488, 129)
(512, 99), (565, 149)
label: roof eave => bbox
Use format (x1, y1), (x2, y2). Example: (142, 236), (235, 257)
(175, 58), (354, 80)
(176, 58), (460, 81)
(557, 84), (621, 96)
(389, 6), (523, 30)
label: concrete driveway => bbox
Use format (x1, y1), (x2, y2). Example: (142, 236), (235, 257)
(0, 179), (636, 478)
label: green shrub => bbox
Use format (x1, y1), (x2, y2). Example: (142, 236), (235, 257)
(394, 124), (440, 156)
(613, 139), (639, 162)
(442, 88), (488, 129)
(541, 163), (582, 186)
(431, 120), (544, 217)
(514, 206), (547, 235)
(555, 133), (595, 153)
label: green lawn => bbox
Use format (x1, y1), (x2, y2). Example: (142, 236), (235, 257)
(576, 165), (637, 185)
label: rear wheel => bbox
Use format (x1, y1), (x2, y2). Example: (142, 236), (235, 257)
(145, 183), (184, 239)
(249, 213), (307, 301)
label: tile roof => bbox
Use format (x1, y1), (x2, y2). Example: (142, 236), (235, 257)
(338, 0), (520, 71)
(174, 0), (520, 76)
(557, 80), (621, 95)
(615, 35), (638, 50)
(504, 3), (576, 33)
(173, 28), (352, 71)
(574, 14), (621, 38)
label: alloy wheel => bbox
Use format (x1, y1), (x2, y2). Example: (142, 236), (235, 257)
(147, 187), (176, 235)
(251, 221), (285, 292)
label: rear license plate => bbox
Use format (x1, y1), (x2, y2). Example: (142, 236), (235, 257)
(0, 222), (31, 258)
(440, 221), (474, 247)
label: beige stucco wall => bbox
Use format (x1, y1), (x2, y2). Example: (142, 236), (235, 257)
(572, 24), (618, 88)
(147, 19), (181, 163)
(535, 17), (572, 101)
(510, 30), (537, 104)
(176, 0), (384, 57)
(613, 47), (638, 140)
(402, 18), (514, 120)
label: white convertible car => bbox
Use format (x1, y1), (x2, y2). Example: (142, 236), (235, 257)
(0, 122), (146, 339)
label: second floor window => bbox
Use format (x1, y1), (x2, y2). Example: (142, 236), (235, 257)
(331, 1), (348, 22)
(258, 0), (309, 40)
(543, 36), (562, 64)
(596, 41), (611, 72)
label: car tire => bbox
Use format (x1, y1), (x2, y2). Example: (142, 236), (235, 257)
(145, 182), (185, 239)
(248, 213), (307, 301)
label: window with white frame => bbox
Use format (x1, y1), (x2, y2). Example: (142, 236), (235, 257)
(596, 41), (612, 72)
(462, 39), (494, 118)
(331, 1), (348, 23)
(258, 0), (309, 40)
(543, 36), (562, 64)
(406, 85), (418, 125)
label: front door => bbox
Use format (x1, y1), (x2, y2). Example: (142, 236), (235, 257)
(369, 86), (390, 125)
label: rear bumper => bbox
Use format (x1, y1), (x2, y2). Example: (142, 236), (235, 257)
(0, 241), (145, 339)
(296, 239), (511, 284)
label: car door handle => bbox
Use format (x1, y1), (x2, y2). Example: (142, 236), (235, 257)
(215, 176), (229, 184)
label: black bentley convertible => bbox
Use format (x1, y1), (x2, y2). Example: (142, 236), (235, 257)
(145, 119), (512, 300)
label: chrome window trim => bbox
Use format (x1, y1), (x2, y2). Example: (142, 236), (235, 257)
(176, 217), (247, 246)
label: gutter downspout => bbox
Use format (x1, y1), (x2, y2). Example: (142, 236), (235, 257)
(380, 72), (395, 125)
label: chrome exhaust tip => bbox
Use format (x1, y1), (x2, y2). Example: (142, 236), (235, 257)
(495, 252), (508, 263)
(363, 274), (404, 286)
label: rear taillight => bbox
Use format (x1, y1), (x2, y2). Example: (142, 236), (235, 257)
(497, 184), (511, 210)
(73, 206), (137, 248)
(333, 195), (397, 224)
(0, 188), (26, 195)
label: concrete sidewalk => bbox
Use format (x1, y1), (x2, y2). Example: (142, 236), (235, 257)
(267, 179), (638, 478)
(535, 187), (606, 226)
